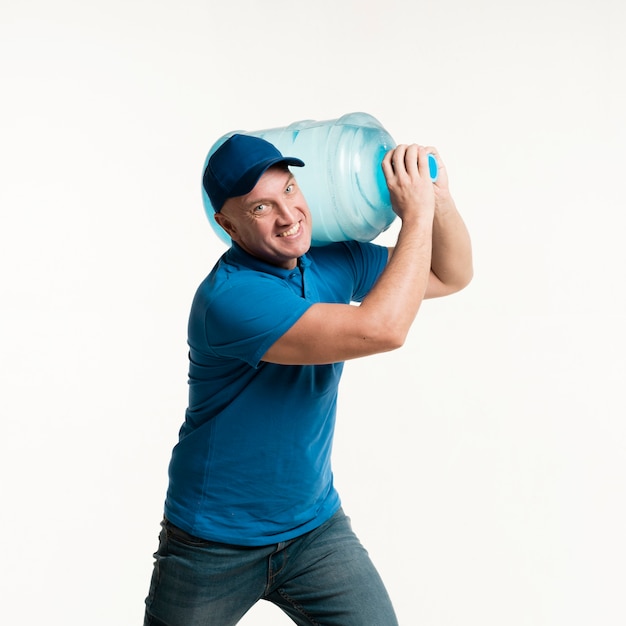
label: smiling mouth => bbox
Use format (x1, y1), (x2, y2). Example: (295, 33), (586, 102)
(278, 222), (301, 237)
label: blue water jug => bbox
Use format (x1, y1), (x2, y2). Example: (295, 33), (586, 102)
(201, 112), (438, 246)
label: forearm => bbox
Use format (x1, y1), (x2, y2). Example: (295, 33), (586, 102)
(358, 216), (434, 347)
(428, 190), (473, 295)
(261, 219), (434, 365)
(262, 143), (441, 366)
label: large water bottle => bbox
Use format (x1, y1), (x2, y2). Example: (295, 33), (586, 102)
(201, 112), (438, 246)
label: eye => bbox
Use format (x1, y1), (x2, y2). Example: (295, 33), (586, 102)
(253, 203), (268, 214)
(285, 183), (294, 194)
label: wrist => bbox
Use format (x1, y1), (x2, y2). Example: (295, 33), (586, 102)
(397, 213), (435, 240)
(434, 190), (456, 213)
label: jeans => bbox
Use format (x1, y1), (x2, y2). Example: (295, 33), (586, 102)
(143, 508), (398, 625)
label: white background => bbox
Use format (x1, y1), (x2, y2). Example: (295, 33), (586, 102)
(2, 0), (625, 624)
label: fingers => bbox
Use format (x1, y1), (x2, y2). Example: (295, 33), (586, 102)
(385, 145), (412, 175)
(424, 145), (443, 167)
(383, 144), (430, 178)
(381, 147), (395, 175)
(405, 144), (420, 176)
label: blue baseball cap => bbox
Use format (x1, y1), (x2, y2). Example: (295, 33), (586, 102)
(203, 134), (305, 212)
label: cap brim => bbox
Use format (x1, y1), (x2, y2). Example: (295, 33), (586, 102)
(230, 156), (305, 198)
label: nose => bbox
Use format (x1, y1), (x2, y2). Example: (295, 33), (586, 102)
(275, 200), (297, 224)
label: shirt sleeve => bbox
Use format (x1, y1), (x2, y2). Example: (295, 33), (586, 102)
(339, 240), (389, 302)
(199, 273), (313, 368)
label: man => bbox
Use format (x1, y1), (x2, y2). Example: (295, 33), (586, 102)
(144, 132), (472, 625)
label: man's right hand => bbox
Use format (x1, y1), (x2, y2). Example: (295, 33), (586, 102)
(382, 144), (436, 226)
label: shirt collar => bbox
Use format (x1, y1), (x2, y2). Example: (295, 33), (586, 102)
(224, 242), (311, 278)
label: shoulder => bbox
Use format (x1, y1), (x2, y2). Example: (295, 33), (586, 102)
(307, 241), (388, 275)
(308, 240), (385, 263)
(189, 255), (312, 364)
(193, 262), (299, 320)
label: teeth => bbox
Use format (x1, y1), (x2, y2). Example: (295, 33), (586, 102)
(279, 223), (300, 237)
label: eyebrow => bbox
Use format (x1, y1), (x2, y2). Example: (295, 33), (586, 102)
(241, 172), (295, 210)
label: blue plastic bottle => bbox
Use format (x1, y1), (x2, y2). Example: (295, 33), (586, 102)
(201, 112), (438, 246)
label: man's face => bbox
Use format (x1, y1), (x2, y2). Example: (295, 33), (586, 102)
(215, 165), (312, 269)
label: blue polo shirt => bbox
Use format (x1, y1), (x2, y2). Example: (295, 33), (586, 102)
(164, 241), (388, 546)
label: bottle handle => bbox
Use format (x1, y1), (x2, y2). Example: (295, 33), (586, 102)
(427, 153), (438, 182)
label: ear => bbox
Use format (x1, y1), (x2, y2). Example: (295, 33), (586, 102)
(213, 212), (239, 241)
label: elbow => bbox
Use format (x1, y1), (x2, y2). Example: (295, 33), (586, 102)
(458, 253), (475, 290)
(356, 306), (415, 355)
(455, 266), (474, 292)
(386, 331), (407, 352)
(463, 263), (475, 288)
(369, 322), (408, 353)
(439, 264), (474, 296)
